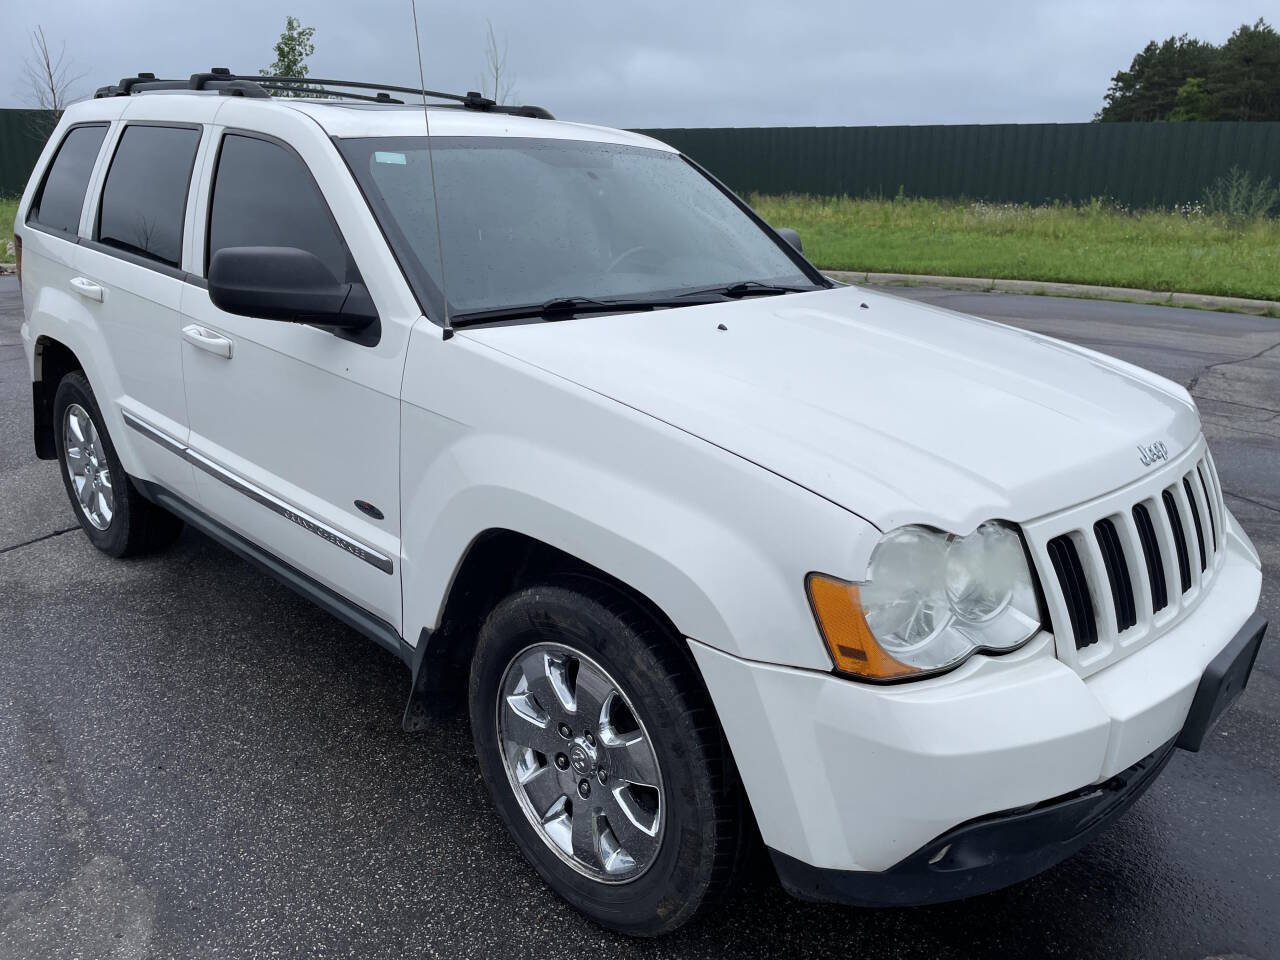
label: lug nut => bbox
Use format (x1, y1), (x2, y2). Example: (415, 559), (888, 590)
(555, 753), (569, 770)
(577, 779), (591, 799)
(584, 731), (595, 747)
(558, 723), (572, 739)
(597, 768), (608, 785)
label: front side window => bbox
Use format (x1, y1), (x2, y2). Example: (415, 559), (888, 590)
(28, 124), (109, 235)
(97, 124), (202, 268)
(206, 134), (357, 283)
(338, 136), (821, 321)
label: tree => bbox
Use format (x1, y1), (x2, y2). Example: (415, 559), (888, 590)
(1096, 34), (1219, 121)
(261, 16), (316, 97)
(1096, 19), (1280, 121)
(477, 19), (515, 105)
(22, 26), (82, 140)
(1211, 19), (1280, 121)
(1168, 77), (1212, 121)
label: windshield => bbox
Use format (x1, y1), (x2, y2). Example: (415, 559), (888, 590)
(338, 136), (822, 322)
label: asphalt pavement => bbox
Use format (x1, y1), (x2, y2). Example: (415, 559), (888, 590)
(1, 275), (1277, 960)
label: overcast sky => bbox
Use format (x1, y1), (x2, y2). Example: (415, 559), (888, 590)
(0, 1), (1267, 127)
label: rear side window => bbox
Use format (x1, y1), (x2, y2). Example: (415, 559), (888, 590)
(97, 124), (202, 268)
(207, 133), (356, 282)
(28, 124), (109, 235)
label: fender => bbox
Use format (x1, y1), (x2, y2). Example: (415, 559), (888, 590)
(398, 326), (880, 671)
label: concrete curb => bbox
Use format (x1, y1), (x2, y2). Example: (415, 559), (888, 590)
(825, 270), (1280, 318)
(0, 263), (14, 276)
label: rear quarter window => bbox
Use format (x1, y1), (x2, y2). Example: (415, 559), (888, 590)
(97, 124), (202, 268)
(27, 124), (109, 235)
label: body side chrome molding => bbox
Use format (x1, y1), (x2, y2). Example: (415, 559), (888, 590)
(122, 409), (395, 575)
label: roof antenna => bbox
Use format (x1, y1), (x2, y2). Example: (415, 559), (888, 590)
(409, 0), (453, 340)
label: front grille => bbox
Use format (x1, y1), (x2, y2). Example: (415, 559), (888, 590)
(1030, 447), (1226, 667)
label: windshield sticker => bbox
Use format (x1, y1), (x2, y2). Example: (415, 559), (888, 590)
(374, 151), (407, 165)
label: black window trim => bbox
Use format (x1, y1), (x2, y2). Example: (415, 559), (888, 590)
(90, 120), (204, 274)
(24, 121), (112, 243)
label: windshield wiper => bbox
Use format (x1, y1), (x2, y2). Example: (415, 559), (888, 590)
(674, 280), (816, 301)
(450, 294), (720, 327)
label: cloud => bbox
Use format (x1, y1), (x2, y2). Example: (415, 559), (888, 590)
(0, 0), (1266, 127)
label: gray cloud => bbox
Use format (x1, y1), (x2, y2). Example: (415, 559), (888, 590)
(0, 1), (1266, 127)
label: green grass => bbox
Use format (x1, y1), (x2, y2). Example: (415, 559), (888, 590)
(1, 198), (17, 263)
(751, 195), (1280, 302)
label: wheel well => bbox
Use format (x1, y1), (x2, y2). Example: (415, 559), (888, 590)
(32, 337), (83, 460)
(405, 529), (687, 722)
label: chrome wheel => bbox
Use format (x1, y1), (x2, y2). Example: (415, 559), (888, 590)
(62, 403), (114, 531)
(497, 642), (665, 883)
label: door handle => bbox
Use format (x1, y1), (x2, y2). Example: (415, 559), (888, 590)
(182, 324), (234, 359)
(69, 277), (105, 302)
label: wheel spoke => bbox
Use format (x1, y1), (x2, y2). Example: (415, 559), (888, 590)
(96, 488), (113, 525)
(608, 782), (662, 840)
(68, 409), (86, 444)
(76, 475), (95, 510)
(540, 796), (573, 857)
(503, 691), (558, 755)
(572, 663), (613, 724)
(598, 819), (639, 876)
(65, 444), (84, 465)
(601, 726), (659, 789)
(570, 802), (601, 868)
(519, 649), (576, 717)
(517, 757), (564, 817)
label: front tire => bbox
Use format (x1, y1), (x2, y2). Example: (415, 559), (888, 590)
(469, 578), (747, 936)
(53, 372), (183, 557)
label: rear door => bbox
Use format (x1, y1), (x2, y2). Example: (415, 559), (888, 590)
(179, 105), (412, 632)
(75, 113), (207, 499)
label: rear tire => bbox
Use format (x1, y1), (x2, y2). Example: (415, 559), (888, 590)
(53, 372), (183, 557)
(469, 577), (747, 936)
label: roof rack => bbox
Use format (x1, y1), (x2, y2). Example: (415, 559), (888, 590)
(93, 67), (554, 119)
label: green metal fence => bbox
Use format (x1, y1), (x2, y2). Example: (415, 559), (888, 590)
(5, 109), (1280, 207)
(635, 121), (1280, 207)
(0, 110), (56, 198)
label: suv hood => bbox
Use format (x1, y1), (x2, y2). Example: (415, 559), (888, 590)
(466, 285), (1201, 531)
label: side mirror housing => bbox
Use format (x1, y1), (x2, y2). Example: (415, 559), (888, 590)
(208, 246), (377, 333)
(775, 227), (803, 254)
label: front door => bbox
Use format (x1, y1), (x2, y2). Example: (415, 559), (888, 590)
(179, 124), (405, 631)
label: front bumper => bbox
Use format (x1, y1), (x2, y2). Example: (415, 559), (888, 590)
(771, 611), (1264, 906)
(688, 520), (1264, 895)
(772, 735), (1177, 906)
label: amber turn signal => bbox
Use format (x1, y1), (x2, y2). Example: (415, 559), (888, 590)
(806, 573), (921, 681)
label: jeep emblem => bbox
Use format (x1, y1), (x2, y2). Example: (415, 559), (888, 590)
(1138, 441), (1169, 467)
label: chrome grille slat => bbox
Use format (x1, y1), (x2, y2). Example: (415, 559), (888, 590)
(1027, 443), (1226, 677)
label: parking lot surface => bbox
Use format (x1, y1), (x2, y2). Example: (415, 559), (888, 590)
(1, 275), (1277, 960)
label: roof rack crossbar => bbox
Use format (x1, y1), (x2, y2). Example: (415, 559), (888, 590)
(92, 68), (553, 118)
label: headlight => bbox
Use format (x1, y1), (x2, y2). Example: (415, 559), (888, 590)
(807, 521), (1041, 681)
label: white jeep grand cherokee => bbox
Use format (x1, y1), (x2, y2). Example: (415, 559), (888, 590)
(14, 72), (1267, 936)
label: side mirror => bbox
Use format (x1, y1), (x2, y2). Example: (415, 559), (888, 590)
(208, 246), (377, 332)
(775, 227), (803, 254)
